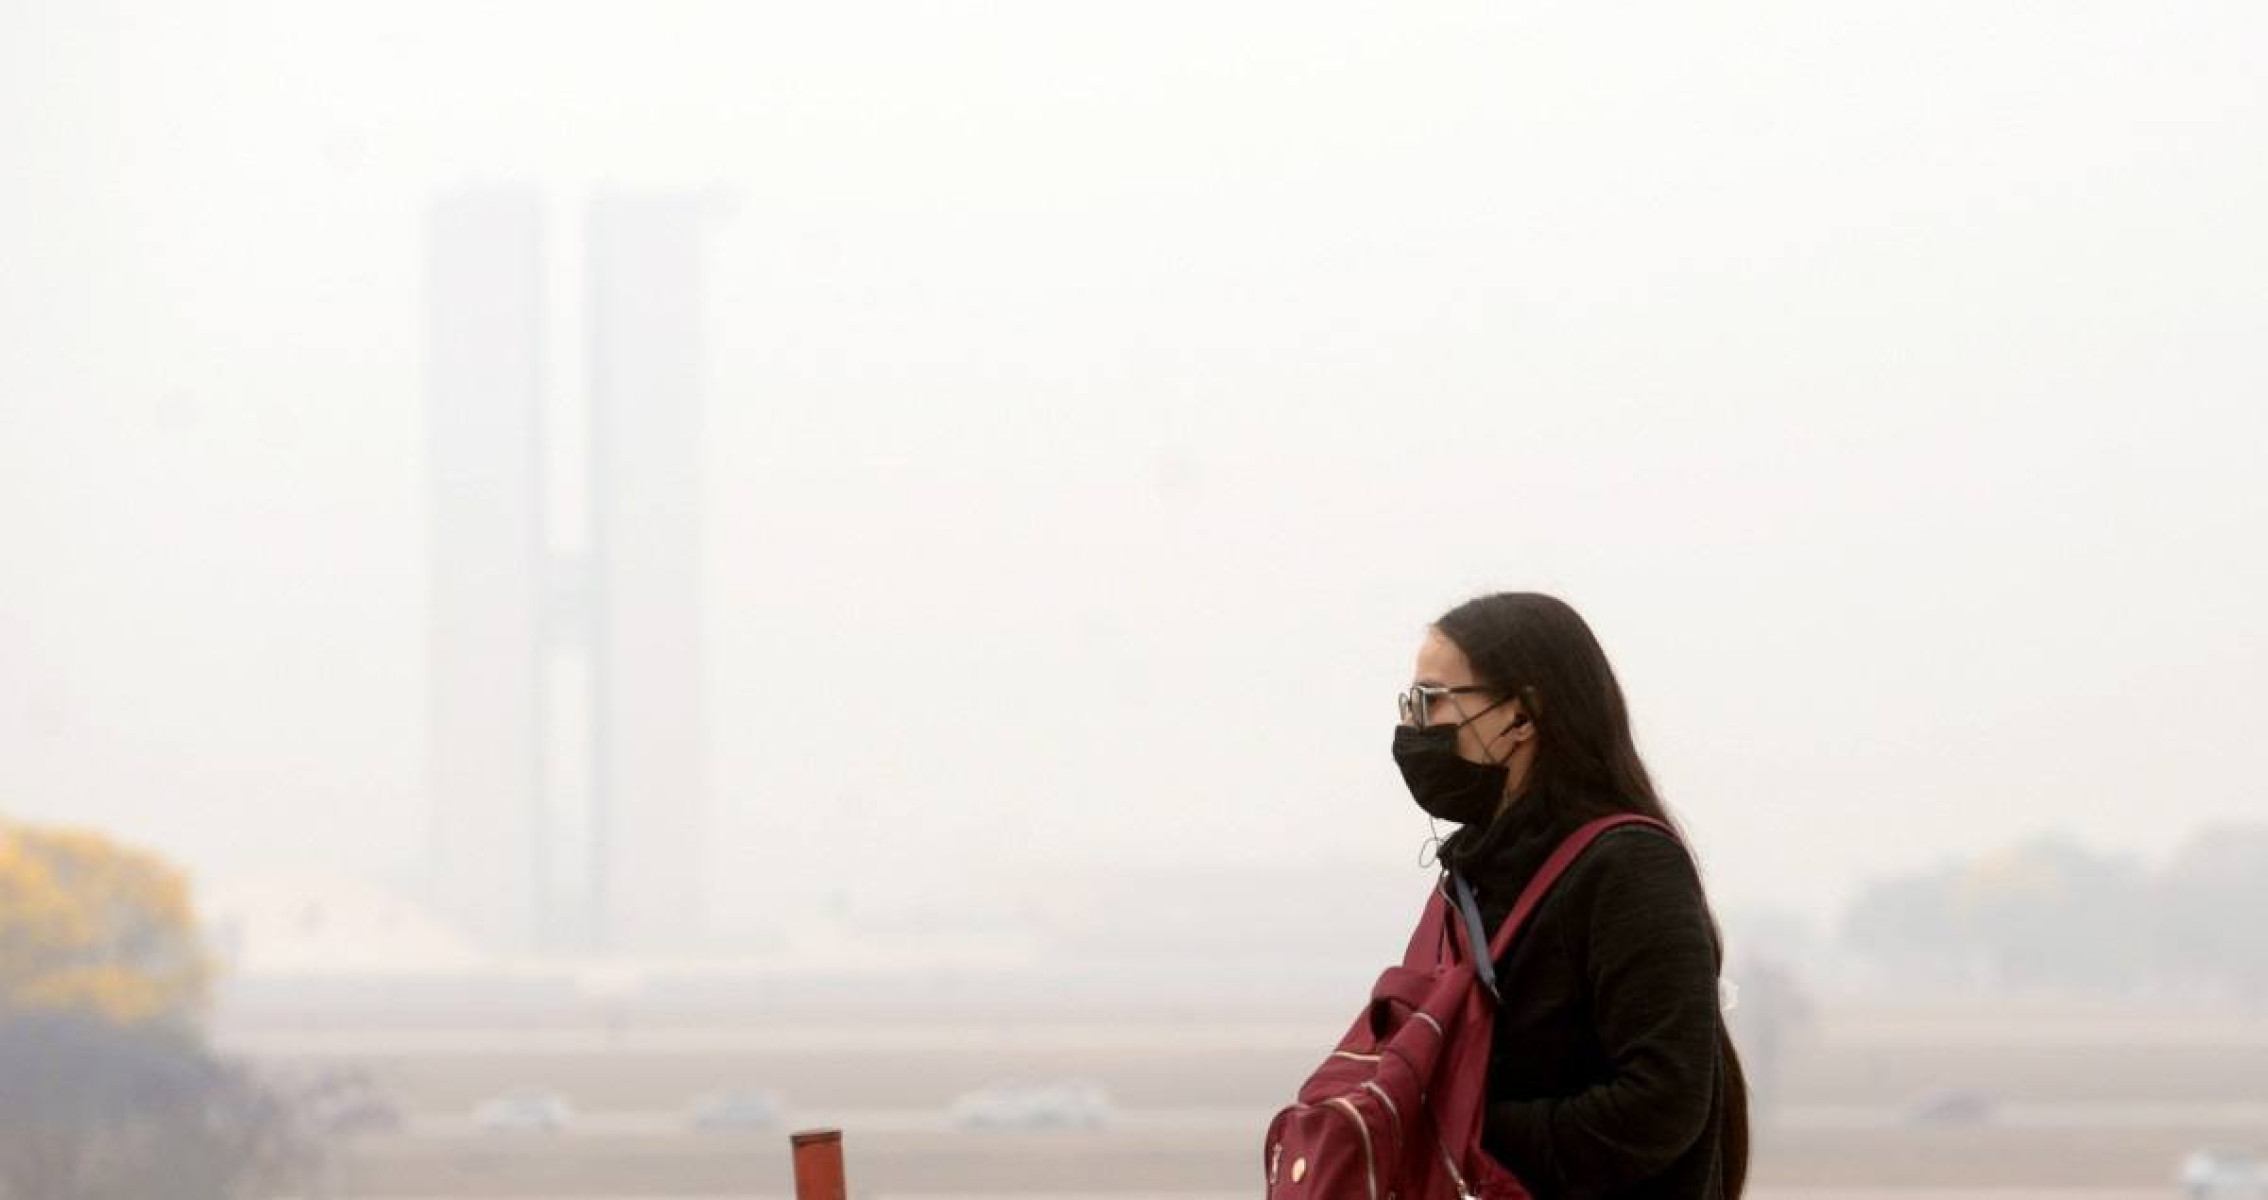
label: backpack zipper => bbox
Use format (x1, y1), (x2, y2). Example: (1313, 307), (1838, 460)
(1408, 1006), (1467, 1195)
(1436, 1134), (1476, 1200)
(1323, 1096), (1381, 1200)
(1360, 1080), (1402, 1133)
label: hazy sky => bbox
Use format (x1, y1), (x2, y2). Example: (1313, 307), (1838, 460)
(4, 1), (2263, 939)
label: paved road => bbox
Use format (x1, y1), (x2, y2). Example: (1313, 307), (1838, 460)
(218, 1008), (2268, 1057)
(344, 1191), (2179, 1200)
(405, 1099), (2268, 1139)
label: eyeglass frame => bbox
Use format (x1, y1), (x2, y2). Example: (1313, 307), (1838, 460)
(1397, 683), (1500, 730)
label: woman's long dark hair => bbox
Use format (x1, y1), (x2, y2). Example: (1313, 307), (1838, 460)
(1433, 591), (1749, 1197)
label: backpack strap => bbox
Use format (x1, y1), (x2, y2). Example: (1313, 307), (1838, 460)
(1478, 813), (1679, 974)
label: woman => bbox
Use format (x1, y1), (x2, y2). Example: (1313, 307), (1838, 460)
(1392, 592), (1749, 1198)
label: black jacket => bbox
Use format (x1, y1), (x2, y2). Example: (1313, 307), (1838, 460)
(1442, 799), (1731, 1199)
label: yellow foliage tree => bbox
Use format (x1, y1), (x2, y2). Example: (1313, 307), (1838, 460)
(0, 819), (210, 1025)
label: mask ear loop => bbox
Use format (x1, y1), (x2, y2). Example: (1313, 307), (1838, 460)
(1451, 692), (1522, 739)
(1484, 711), (1531, 767)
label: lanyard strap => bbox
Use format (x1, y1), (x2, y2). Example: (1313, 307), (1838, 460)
(1448, 869), (1501, 1004)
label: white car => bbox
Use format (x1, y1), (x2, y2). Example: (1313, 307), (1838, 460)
(949, 1081), (1112, 1131)
(473, 1088), (573, 1133)
(2180, 1149), (2267, 1200)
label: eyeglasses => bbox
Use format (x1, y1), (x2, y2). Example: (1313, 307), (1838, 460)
(1397, 684), (1495, 730)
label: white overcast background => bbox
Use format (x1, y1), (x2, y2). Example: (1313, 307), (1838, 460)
(3, 1), (2263, 948)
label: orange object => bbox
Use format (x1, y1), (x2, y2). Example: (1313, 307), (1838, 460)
(790, 1128), (847, 1200)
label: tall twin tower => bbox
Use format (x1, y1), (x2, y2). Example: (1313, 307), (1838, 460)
(425, 188), (711, 955)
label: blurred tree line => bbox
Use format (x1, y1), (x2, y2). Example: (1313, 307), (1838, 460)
(1841, 821), (2268, 999)
(0, 818), (321, 1200)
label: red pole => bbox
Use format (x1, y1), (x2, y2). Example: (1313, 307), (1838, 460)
(790, 1128), (847, 1200)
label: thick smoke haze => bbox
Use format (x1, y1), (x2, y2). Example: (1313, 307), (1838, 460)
(4, 0), (2264, 954)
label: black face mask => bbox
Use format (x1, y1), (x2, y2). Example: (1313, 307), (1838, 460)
(1392, 705), (1521, 826)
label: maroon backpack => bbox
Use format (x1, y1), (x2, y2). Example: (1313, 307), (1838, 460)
(1262, 813), (1674, 1200)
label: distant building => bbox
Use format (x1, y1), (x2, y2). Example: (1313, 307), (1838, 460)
(424, 188), (712, 954)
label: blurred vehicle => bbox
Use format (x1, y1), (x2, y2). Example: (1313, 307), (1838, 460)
(686, 1086), (784, 1132)
(298, 1066), (404, 1137)
(313, 1085), (404, 1136)
(949, 1081), (1112, 1131)
(473, 1088), (573, 1133)
(2180, 1149), (2268, 1200)
(1902, 1087), (1996, 1127)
